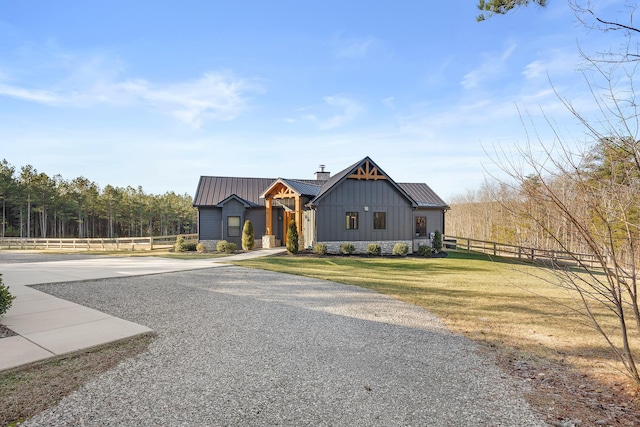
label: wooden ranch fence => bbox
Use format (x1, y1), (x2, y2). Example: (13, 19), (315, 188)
(443, 235), (600, 269)
(0, 234), (198, 251)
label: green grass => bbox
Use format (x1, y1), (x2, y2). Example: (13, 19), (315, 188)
(234, 250), (635, 382)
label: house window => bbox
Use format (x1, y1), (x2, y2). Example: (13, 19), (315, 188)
(373, 212), (386, 230)
(227, 216), (241, 237)
(345, 212), (358, 230)
(415, 216), (427, 237)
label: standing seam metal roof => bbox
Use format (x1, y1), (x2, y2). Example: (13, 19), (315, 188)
(193, 160), (448, 208)
(193, 177), (276, 207)
(398, 183), (449, 208)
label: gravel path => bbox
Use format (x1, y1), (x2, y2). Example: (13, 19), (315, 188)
(26, 266), (545, 426)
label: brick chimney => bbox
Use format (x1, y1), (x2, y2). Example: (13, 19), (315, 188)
(314, 164), (330, 181)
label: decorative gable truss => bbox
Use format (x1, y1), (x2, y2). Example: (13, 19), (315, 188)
(347, 160), (387, 180)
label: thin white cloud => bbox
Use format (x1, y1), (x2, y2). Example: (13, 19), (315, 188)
(133, 72), (257, 127)
(0, 83), (60, 104)
(334, 35), (377, 59)
(382, 96), (395, 109)
(522, 48), (578, 81)
(0, 63), (259, 128)
(461, 43), (517, 90)
(301, 95), (363, 130)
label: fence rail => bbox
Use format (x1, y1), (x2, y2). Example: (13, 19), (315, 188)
(443, 235), (600, 269)
(0, 234), (198, 251)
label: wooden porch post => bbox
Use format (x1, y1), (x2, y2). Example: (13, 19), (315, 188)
(295, 196), (302, 234)
(265, 198), (273, 235)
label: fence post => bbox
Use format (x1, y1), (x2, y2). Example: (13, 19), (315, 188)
(150, 236), (154, 251)
(467, 238), (470, 251)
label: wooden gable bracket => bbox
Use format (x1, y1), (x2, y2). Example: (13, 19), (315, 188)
(272, 186), (296, 199)
(348, 160), (387, 180)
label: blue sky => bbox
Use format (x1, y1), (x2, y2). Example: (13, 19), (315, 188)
(0, 1), (623, 200)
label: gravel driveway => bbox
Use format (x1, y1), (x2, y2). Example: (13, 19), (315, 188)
(25, 265), (545, 426)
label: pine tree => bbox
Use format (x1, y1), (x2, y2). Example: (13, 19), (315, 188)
(432, 230), (443, 253)
(286, 220), (298, 254)
(242, 220), (255, 250)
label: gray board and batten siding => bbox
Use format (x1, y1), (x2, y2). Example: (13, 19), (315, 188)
(193, 157), (449, 251)
(315, 179), (414, 242)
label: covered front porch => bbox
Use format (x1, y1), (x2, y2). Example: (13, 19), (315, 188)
(260, 179), (318, 249)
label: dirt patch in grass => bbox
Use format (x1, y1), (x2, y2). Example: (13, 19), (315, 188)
(480, 345), (640, 426)
(0, 332), (154, 426)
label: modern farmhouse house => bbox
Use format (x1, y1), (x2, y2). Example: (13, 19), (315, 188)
(193, 156), (449, 254)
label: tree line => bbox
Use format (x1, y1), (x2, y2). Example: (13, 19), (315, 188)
(0, 159), (197, 239)
(447, 138), (640, 263)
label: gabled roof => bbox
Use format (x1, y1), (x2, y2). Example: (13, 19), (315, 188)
(193, 176), (275, 207)
(308, 156), (419, 208)
(259, 178), (322, 199)
(193, 157), (448, 209)
(217, 194), (252, 208)
(284, 179), (323, 197)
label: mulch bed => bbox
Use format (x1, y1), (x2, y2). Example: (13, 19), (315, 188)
(276, 249), (449, 258)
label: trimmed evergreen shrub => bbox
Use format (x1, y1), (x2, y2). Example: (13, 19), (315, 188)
(216, 240), (228, 252)
(196, 243), (206, 253)
(225, 242), (237, 253)
(366, 243), (381, 256)
(242, 220), (255, 251)
(313, 243), (327, 255)
(173, 235), (188, 252)
(432, 230), (443, 253)
(174, 236), (197, 252)
(392, 243), (409, 256)
(340, 243), (355, 255)
(0, 274), (15, 318)
(417, 244), (433, 256)
(286, 220), (299, 254)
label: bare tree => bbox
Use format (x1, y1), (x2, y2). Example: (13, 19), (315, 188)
(488, 69), (640, 384)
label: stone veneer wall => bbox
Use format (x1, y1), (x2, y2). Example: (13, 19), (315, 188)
(199, 239), (263, 251)
(413, 238), (432, 252)
(320, 240), (413, 255)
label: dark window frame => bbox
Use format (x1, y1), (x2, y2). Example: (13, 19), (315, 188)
(227, 215), (241, 237)
(415, 216), (427, 237)
(373, 211), (386, 230)
(345, 212), (359, 230)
